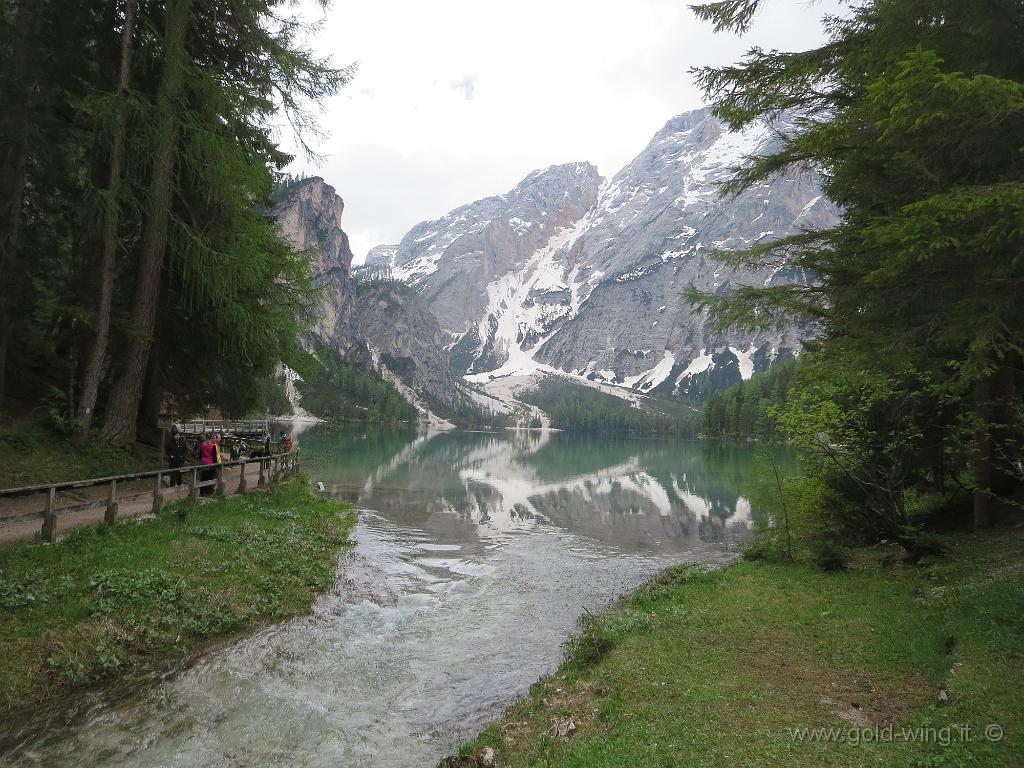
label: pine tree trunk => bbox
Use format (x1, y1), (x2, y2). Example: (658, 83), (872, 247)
(102, 0), (192, 446)
(139, 335), (163, 444)
(0, 0), (42, 406)
(75, 0), (136, 435)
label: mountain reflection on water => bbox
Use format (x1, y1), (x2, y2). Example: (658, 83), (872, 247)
(303, 427), (768, 551)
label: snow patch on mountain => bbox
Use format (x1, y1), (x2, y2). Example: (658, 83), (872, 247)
(368, 107), (839, 400)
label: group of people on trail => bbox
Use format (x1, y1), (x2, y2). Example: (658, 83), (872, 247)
(164, 427), (294, 493)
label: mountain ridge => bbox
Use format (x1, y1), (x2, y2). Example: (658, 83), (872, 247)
(367, 107), (839, 398)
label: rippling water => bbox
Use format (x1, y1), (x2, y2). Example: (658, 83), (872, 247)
(3, 427), (777, 767)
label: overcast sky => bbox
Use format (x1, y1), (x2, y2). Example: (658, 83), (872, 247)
(285, 0), (841, 263)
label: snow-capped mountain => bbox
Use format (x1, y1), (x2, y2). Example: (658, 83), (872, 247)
(367, 161), (600, 349)
(369, 107), (840, 397)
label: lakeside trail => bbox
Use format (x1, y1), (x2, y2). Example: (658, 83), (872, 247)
(450, 524), (1024, 768)
(0, 462), (252, 546)
(0, 479), (354, 732)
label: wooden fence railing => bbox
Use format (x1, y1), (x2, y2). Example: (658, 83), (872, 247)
(0, 450), (301, 543)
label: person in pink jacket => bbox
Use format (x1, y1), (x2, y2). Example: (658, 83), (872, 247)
(197, 433), (216, 496)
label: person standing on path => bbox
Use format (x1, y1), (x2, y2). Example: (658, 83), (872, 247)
(166, 426), (188, 487)
(197, 433), (216, 496)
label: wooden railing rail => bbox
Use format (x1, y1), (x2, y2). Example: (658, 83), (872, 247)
(0, 450), (300, 543)
(178, 418), (271, 436)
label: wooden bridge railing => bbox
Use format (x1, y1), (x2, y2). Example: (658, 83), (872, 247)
(178, 418), (271, 436)
(0, 450), (301, 543)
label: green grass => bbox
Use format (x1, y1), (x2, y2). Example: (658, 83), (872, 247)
(454, 525), (1024, 768)
(0, 415), (157, 488)
(0, 478), (353, 715)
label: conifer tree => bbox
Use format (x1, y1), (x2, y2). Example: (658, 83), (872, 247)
(688, 0), (1024, 529)
(0, 1), (352, 445)
(75, 0), (137, 435)
(102, 0), (194, 445)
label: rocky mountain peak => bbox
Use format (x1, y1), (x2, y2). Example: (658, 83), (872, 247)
(510, 161), (601, 199)
(275, 176), (353, 272)
(274, 176), (356, 346)
(651, 107), (711, 141)
(367, 106), (840, 395)
(365, 244), (399, 269)
(365, 162), (603, 358)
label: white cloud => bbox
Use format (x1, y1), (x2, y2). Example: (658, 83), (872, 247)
(284, 0), (842, 262)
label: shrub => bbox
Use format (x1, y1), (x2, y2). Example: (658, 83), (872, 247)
(810, 540), (848, 572)
(562, 612), (616, 672)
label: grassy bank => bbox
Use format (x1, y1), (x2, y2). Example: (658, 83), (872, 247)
(0, 479), (353, 715)
(0, 414), (157, 488)
(453, 525), (1023, 767)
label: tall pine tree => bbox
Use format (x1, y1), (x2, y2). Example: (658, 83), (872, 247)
(689, 0), (1024, 529)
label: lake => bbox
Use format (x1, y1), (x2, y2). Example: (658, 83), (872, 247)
(4, 426), (780, 767)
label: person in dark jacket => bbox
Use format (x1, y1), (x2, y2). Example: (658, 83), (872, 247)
(166, 426), (188, 487)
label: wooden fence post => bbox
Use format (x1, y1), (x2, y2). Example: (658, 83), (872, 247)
(238, 461), (247, 494)
(258, 459), (266, 489)
(41, 487), (56, 542)
(189, 468), (199, 500)
(216, 464), (225, 495)
(105, 479), (119, 525)
(152, 472), (163, 515)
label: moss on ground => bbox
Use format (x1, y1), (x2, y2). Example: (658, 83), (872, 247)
(0, 478), (353, 715)
(455, 524), (1024, 768)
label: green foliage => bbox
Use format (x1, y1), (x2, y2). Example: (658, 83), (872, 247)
(739, 449), (834, 563)
(255, 373), (293, 417)
(520, 377), (699, 436)
(416, 386), (511, 429)
(688, 0), (1024, 533)
(0, 478), (353, 711)
(703, 357), (799, 438)
(561, 612), (618, 674)
(0, 0), (352, 436)
(809, 541), (849, 572)
(291, 347), (417, 424)
(353, 266), (416, 293)
(0, 415), (156, 488)
(772, 361), (950, 541)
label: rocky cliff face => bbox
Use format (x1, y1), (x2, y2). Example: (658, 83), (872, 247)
(274, 178), (479, 421)
(274, 177), (357, 350)
(349, 280), (469, 417)
(370, 108), (840, 397)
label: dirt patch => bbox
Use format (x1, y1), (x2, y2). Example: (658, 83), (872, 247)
(502, 679), (608, 751)
(739, 635), (928, 727)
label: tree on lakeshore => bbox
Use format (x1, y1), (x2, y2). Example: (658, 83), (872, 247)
(689, 0), (1024, 531)
(101, 0), (195, 446)
(74, 0), (137, 436)
(0, 1), (352, 444)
